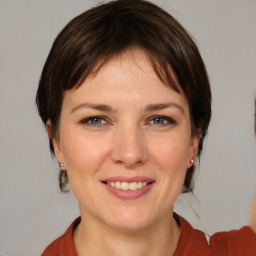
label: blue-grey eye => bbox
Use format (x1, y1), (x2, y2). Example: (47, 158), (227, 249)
(149, 116), (176, 125)
(153, 117), (166, 124)
(82, 116), (107, 126)
(89, 117), (104, 125)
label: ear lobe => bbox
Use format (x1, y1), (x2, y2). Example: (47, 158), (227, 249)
(187, 135), (200, 168)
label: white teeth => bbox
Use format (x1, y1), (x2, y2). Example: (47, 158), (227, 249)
(129, 182), (137, 190)
(107, 181), (149, 190)
(116, 181), (121, 189)
(121, 182), (129, 190)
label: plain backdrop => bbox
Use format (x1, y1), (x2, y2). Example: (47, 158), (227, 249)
(0, 0), (256, 255)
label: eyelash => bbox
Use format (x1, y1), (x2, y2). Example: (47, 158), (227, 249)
(80, 116), (108, 127)
(80, 115), (176, 128)
(147, 115), (176, 126)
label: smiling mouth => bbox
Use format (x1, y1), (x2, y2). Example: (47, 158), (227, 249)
(102, 181), (153, 191)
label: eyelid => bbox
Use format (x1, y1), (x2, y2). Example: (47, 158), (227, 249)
(147, 115), (176, 125)
(79, 115), (176, 127)
(80, 116), (110, 126)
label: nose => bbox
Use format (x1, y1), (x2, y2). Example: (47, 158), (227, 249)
(110, 125), (148, 169)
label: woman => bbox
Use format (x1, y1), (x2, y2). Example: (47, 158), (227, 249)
(36, 0), (256, 255)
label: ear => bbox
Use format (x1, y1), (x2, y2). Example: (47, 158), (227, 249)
(46, 120), (65, 169)
(187, 129), (201, 168)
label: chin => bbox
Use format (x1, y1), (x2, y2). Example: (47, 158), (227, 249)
(104, 209), (156, 231)
(107, 219), (150, 231)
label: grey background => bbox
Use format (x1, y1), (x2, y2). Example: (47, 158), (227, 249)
(0, 0), (255, 255)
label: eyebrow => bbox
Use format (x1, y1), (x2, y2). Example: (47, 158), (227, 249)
(71, 102), (184, 114)
(145, 103), (185, 114)
(71, 103), (115, 113)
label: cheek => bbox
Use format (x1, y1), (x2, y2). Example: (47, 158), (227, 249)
(151, 136), (190, 204)
(150, 135), (190, 172)
(60, 131), (110, 175)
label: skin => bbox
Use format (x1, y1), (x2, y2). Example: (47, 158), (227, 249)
(250, 198), (256, 233)
(47, 49), (200, 256)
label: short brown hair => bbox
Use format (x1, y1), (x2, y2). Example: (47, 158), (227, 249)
(36, 0), (211, 192)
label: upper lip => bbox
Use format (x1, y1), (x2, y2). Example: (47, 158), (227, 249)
(101, 176), (155, 183)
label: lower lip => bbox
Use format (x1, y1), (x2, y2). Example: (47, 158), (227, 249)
(103, 183), (154, 200)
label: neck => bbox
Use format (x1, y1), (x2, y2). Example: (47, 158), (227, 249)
(73, 211), (180, 256)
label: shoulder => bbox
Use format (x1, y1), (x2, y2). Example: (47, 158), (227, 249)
(41, 217), (80, 256)
(41, 236), (62, 256)
(174, 214), (256, 256)
(174, 214), (210, 256)
(210, 226), (256, 256)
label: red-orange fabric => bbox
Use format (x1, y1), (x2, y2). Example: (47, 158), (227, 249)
(41, 216), (256, 256)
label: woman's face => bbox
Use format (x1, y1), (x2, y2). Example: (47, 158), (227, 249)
(51, 49), (199, 230)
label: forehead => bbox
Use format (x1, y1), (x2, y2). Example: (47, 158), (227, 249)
(63, 49), (189, 112)
(86, 49), (165, 86)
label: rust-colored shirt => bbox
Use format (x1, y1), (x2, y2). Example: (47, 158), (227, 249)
(41, 216), (256, 256)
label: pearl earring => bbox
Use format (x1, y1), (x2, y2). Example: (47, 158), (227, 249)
(190, 158), (194, 164)
(58, 162), (64, 167)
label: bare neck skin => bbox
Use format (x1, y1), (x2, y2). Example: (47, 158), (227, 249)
(73, 210), (180, 256)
